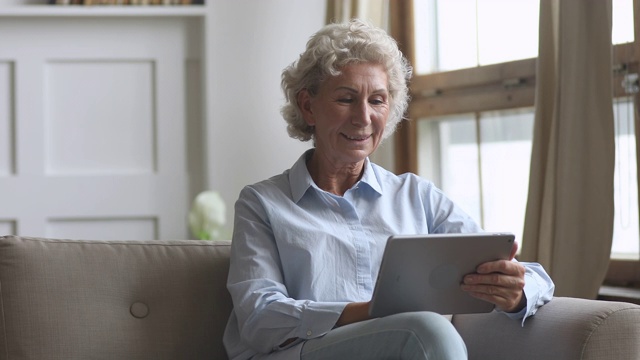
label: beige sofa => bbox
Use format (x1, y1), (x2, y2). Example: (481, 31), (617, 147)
(1, 235), (639, 360)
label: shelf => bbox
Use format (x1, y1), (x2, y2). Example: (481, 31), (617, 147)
(0, 5), (206, 17)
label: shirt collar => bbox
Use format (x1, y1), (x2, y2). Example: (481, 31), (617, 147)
(289, 149), (383, 203)
(359, 158), (383, 195)
(290, 149), (316, 203)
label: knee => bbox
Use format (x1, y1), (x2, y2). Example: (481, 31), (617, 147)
(396, 312), (467, 359)
(400, 311), (456, 335)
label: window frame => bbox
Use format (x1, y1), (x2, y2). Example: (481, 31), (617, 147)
(390, 0), (640, 288)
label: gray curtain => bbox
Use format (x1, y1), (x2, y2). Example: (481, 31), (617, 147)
(325, 0), (388, 28)
(522, 0), (615, 299)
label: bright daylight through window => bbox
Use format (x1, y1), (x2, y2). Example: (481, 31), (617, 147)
(413, 0), (639, 259)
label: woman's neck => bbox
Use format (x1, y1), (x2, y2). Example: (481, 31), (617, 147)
(306, 152), (364, 197)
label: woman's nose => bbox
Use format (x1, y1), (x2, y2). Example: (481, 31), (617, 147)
(351, 102), (372, 127)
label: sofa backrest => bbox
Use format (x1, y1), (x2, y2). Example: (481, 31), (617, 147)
(0, 235), (233, 360)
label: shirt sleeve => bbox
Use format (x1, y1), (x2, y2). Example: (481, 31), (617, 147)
(227, 186), (348, 355)
(421, 181), (484, 234)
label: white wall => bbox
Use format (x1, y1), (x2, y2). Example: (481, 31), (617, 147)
(207, 0), (324, 234)
(0, 1), (395, 240)
(0, 14), (197, 240)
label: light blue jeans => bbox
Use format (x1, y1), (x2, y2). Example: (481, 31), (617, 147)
(300, 312), (467, 360)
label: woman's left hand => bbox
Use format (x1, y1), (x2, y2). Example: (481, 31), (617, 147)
(460, 242), (526, 313)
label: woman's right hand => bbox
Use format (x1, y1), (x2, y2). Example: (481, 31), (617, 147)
(336, 302), (372, 327)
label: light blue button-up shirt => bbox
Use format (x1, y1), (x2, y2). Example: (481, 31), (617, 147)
(223, 150), (554, 360)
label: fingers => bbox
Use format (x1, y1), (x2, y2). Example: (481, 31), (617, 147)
(476, 259), (524, 276)
(509, 241), (519, 260)
(464, 288), (525, 313)
(461, 281), (524, 312)
(461, 260), (526, 312)
(464, 271), (524, 288)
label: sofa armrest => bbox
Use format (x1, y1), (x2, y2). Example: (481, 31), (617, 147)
(452, 297), (640, 360)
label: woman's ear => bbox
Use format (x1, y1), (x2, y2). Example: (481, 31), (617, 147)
(297, 89), (315, 126)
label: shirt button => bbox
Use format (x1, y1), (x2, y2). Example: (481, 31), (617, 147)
(307, 330), (312, 336)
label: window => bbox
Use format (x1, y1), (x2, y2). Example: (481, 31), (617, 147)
(414, 0), (539, 74)
(612, 98), (639, 259)
(611, 0), (640, 261)
(396, 0), (640, 262)
(409, 0), (540, 246)
(418, 109), (534, 242)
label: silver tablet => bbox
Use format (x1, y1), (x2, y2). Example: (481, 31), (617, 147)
(368, 233), (515, 318)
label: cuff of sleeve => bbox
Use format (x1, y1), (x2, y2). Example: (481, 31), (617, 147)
(499, 271), (540, 326)
(298, 302), (349, 340)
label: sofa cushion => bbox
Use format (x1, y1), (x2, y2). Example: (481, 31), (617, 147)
(0, 235), (233, 360)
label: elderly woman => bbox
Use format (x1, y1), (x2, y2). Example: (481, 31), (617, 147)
(223, 20), (554, 360)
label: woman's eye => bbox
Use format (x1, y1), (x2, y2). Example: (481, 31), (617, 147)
(338, 98), (354, 103)
(370, 99), (385, 105)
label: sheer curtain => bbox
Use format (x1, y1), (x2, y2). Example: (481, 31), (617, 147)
(521, 0), (615, 299)
(325, 0), (388, 27)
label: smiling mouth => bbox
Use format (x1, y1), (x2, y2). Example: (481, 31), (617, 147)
(343, 134), (371, 141)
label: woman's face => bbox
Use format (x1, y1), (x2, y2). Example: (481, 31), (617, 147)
(299, 62), (390, 168)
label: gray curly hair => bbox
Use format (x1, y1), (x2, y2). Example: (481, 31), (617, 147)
(281, 19), (412, 142)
